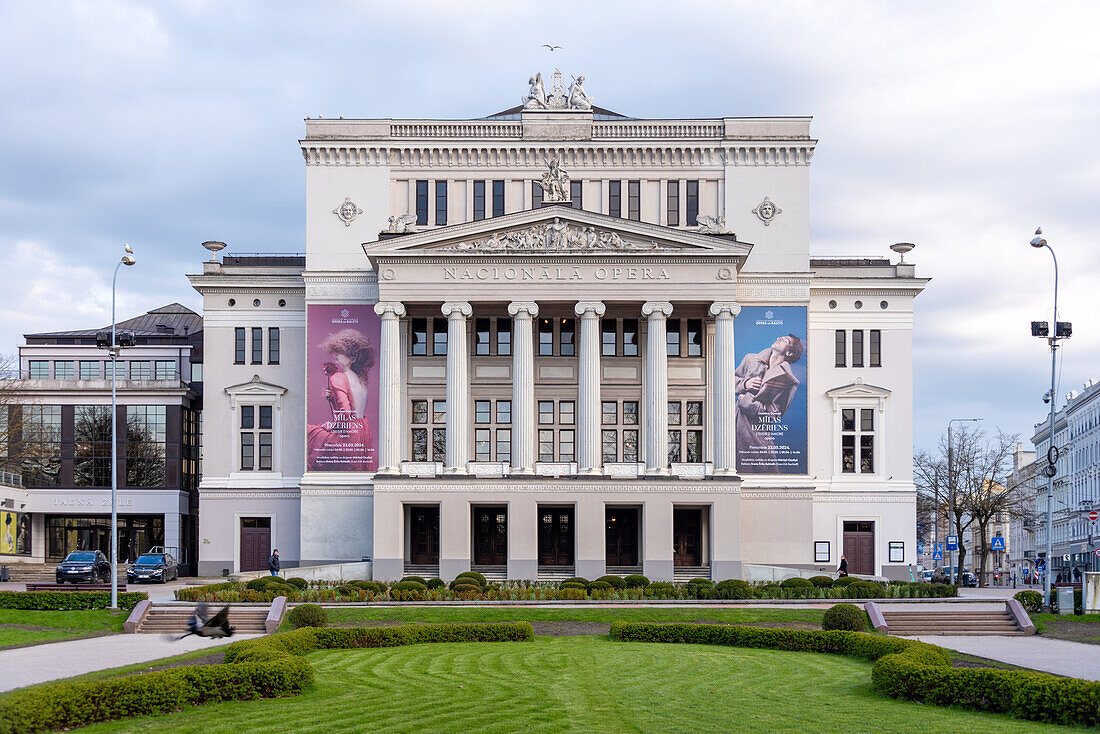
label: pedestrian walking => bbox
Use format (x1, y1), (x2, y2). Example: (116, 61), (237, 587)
(837, 555), (848, 577)
(268, 548), (280, 577)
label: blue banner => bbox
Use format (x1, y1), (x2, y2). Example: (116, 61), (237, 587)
(733, 306), (808, 474)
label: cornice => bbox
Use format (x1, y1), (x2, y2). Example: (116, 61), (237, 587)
(372, 479), (741, 494)
(199, 491), (301, 500)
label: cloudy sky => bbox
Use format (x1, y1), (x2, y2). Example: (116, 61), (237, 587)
(1, 0), (1097, 452)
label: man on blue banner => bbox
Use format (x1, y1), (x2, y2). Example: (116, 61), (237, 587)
(734, 333), (804, 473)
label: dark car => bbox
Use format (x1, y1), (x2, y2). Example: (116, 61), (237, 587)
(126, 553), (179, 584)
(55, 550), (111, 584)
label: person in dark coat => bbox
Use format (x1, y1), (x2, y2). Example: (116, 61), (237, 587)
(268, 548), (280, 576)
(837, 555), (848, 577)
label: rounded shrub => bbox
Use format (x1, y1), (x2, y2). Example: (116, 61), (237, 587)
(450, 576), (483, 591)
(391, 580), (428, 592)
(623, 574), (650, 589)
(821, 603), (867, 632)
(832, 575), (859, 587)
(454, 571), (487, 587)
(350, 580), (386, 594)
(335, 584), (361, 597)
(284, 577), (309, 590)
(451, 582), (482, 595)
(715, 579), (752, 599)
(266, 583), (297, 598)
(560, 581), (587, 591)
(1013, 590), (1043, 614)
(808, 575), (835, 588)
(426, 577), (445, 590)
(586, 580), (614, 592)
(245, 577), (275, 591)
(596, 575), (625, 589)
(561, 577), (589, 587)
(780, 577), (814, 589)
(286, 603), (327, 629)
(685, 578), (716, 599)
(645, 582), (675, 598)
(401, 576), (429, 586)
(847, 580), (885, 599)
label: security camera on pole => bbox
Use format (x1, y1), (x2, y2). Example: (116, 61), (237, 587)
(95, 244), (136, 610)
(1030, 227), (1070, 608)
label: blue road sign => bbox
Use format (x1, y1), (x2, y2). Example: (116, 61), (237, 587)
(933, 549), (943, 561)
(946, 536), (958, 551)
(917, 541), (925, 555)
(1036, 557), (1045, 569)
(991, 536), (1006, 551)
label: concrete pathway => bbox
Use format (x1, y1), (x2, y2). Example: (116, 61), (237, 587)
(0, 632), (261, 692)
(908, 634), (1100, 681)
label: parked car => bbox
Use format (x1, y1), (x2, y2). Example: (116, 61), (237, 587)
(55, 550), (111, 584)
(921, 569), (934, 583)
(126, 553), (179, 584)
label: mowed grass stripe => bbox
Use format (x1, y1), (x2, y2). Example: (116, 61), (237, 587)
(78, 637), (1068, 734)
(319, 605), (824, 627)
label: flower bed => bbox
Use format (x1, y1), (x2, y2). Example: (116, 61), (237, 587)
(175, 575), (956, 604)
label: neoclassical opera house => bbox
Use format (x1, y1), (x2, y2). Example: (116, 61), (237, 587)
(190, 70), (927, 581)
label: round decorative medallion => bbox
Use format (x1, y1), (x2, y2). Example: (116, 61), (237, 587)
(333, 197), (363, 227)
(752, 196), (782, 226)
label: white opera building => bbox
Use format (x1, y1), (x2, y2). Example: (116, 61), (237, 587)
(189, 71), (928, 581)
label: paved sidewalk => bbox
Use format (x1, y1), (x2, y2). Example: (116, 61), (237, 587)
(908, 635), (1100, 681)
(0, 632), (260, 692)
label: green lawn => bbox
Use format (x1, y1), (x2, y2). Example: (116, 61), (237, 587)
(315, 605), (825, 628)
(0, 608), (126, 647)
(78, 636), (1070, 733)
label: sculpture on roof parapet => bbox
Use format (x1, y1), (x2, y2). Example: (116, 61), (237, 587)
(523, 69), (593, 111)
(523, 72), (548, 109)
(387, 214), (417, 233)
(568, 75), (593, 110)
(696, 215), (731, 235)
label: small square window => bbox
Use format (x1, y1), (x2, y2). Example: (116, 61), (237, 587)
(601, 401), (617, 425)
(538, 401), (554, 424)
(668, 401), (682, 426)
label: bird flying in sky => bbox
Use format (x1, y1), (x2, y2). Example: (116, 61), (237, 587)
(542, 44), (562, 52)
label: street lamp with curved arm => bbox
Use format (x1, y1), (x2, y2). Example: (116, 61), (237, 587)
(109, 244), (136, 610)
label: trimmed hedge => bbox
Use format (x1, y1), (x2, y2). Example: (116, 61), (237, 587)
(623, 574), (650, 589)
(715, 579), (752, 600)
(0, 591), (147, 611)
(831, 576), (859, 586)
(286, 604), (327, 629)
(0, 622), (534, 733)
(349, 580), (386, 594)
(1013, 590), (1043, 614)
(400, 576), (429, 586)
(426, 578), (445, 590)
(454, 571), (487, 587)
(821, 603), (867, 631)
(808, 575), (835, 588)
(284, 577), (308, 590)
(780, 577), (813, 589)
(609, 622), (1100, 729)
(645, 582), (675, 598)
(596, 575), (625, 589)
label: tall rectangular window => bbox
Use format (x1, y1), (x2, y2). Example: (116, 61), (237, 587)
(667, 180), (680, 225)
(235, 328), (246, 364)
(416, 180), (428, 225)
(538, 318), (553, 356)
(532, 182), (543, 209)
(686, 319), (703, 356)
(411, 318), (427, 355)
(686, 180), (699, 226)
(538, 429), (554, 463)
(496, 319), (511, 356)
(869, 330), (881, 367)
(559, 319), (575, 356)
(666, 319), (681, 357)
(268, 328), (280, 364)
(475, 428), (492, 462)
(602, 319), (617, 356)
(473, 180), (486, 221)
(623, 319), (638, 356)
(570, 180), (583, 209)
(432, 318), (448, 356)
(558, 430), (575, 463)
(685, 430), (703, 463)
(435, 180), (447, 226)
(127, 405), (167, 485)
(627, 180), (640, 221)
(834, 330), (846, 368)
(251, 327), (263, 364)
(475, 318), (491, 356)
(20, 405), (62, 486)
(74, 405), (111, 487)
(602, 430), (618, 464)
(667, 430), (682, 466)
(852, 330), (864, 367)
(492, 180), (505, 217)
(609, 180), (622, 217)
(841, 408), (875, 474)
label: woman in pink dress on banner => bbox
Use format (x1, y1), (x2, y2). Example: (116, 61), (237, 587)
(306, 328), (377, 471)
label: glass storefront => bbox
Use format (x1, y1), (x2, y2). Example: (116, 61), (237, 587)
(46, 515), (164, 562)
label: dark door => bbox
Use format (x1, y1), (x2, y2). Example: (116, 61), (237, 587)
(410, 506), (440, 565)
(606, 508), (639, 567)
(673, 508), (702, 567)
(538, 507), (574, 566)
(474, 506), (508, 565)
(240, 517), (271, 572)
(843, 521), (875, 575)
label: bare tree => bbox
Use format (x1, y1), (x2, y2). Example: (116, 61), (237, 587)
(0, 355), (53, 485)
(959, 430), (1023, 585)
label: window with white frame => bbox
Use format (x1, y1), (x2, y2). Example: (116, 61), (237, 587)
(601, 399), (640, 463)
(841, 408), (875, 474)
(668, 399), (704, 464)
(537, 399), (575, 462)
(826, 382), (889, 478)
(240, 405), (272, 471)
(473, 399), (511, 462)
(410, 399), (446, 462)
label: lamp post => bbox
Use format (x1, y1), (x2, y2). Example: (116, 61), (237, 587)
(1030, 227), (1068, 608)
(946, 417), (982, 585)
(108, 245), (136, 610)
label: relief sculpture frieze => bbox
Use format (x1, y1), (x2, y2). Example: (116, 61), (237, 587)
(440, 219), (667, 253)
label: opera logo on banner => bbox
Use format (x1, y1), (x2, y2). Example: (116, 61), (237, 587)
(306, 305), (381, 471)
(733, 306), (808, 474)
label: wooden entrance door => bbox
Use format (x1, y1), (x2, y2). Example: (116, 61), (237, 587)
(673, 509), (702, 567)
(606, 508), (639, 567)
(843, 521), (875, 575)
(240, 518), (271, 572)
(410, 507), (440, 565)
(474, 506), (508, 566)
(538, 507), (574, 566)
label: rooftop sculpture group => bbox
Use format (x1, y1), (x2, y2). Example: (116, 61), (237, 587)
(523, 69), (593, 111)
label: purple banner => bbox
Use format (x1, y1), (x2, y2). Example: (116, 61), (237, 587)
(306, 305), (380, 471)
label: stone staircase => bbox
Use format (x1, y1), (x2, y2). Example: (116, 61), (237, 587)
(135, 604), (271, 634)
(673, 565), (711, 583)
(879, 607), (1027, 636)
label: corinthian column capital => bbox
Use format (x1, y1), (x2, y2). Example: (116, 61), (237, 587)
(708, 301), (741, 318)
(508, 301), (539, 318)
(374, 301), (406, 318)
(641, 301), (673, 319)
(441, 301), (472, 319)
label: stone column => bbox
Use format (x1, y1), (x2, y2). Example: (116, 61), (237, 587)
(575, 301), (606, 476)
(642, 301), (673, 475)
(508, 301), (539, 475)
(441, 301), (472, 475)
(374, 302), (406, 475)
(709, 301), (740, 476)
